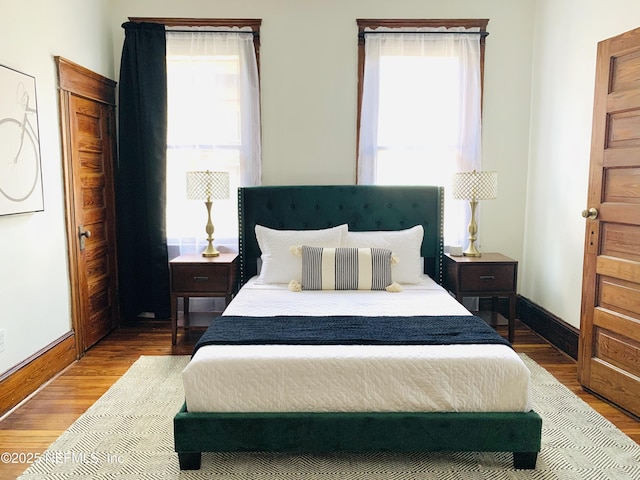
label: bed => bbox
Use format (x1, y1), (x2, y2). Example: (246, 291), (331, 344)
(173, 185), (542, 470)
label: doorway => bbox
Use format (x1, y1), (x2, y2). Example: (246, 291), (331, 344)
(56, 57), (119, 354)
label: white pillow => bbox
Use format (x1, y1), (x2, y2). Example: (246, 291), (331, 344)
(344, 225), (424, 284)
(255, 224), (347, 284)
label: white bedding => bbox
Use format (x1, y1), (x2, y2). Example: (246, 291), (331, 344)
(182, 276), (533, 413)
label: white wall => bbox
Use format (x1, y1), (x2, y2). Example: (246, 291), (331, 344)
(10, 0), (625, 373)
(0, 0), (115, 373)
(523, 0), (640, 328)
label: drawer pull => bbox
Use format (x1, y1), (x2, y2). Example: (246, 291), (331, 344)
(193, 276), (209, 282)
(480, 275), (495, 280)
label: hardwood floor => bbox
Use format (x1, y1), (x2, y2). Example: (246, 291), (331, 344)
(0, 318), (638, 479)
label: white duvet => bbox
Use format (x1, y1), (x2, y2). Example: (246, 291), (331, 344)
(182, 276), (533, 413)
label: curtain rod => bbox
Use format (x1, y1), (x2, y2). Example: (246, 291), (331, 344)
(166, 29), (259, 37)
(359, 31), (488, 38)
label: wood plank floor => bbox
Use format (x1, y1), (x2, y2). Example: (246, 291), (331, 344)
(0, 318), (638, 479)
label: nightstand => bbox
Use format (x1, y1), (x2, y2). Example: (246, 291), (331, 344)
(169, 253), (238, 344)
(443, 253), (518, 343)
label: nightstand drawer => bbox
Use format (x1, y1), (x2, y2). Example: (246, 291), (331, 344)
(459, 264), (516, 292)
(171, 264), (230, 293)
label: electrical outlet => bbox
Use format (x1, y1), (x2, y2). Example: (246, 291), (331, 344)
(0, 329), (5, 354)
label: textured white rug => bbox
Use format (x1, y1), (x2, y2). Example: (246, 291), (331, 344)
(18, 355), (640, 479)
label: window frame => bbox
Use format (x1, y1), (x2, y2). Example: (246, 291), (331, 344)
(128, 17), (262, 71)
(129, 17), (262, 161)
(355, 18), (488, 180)
(131, 17), (262, 249)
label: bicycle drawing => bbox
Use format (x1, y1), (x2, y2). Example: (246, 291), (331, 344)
(0, 65), (43, 215)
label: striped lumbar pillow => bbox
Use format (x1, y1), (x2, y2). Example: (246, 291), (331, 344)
(298, 246), (398, 291)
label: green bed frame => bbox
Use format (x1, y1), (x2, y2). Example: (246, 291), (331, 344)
(173, 185), (542, 470)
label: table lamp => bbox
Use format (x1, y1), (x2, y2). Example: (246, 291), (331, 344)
(452, 170), (497, 257)
(186, 170), (230, 257)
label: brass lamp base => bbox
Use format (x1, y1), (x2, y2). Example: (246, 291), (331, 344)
(463, 199), (482, 257)
(202, 242), (220, 257)
(463, 242), (481, 257)
(202, 198), (220, 257)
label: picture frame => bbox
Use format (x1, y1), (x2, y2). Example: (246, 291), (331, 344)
(0, 64), (44, 216)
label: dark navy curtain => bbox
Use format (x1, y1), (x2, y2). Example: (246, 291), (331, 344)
(116, 22), (170, 319)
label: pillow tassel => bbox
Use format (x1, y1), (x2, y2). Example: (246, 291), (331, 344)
(288, 279), (302, 292)
(385, 282), (403, 293)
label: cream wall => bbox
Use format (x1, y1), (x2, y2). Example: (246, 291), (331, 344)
(0, 0), (115, 373)
(523, 0), (640, 329)
(6, 0), (633, 374)
(1, 0), (537, 372)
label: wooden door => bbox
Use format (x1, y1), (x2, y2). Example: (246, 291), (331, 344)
(57, 58), (119, 353)
(578, 27), (640, 417)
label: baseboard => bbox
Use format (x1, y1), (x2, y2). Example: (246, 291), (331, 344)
(517, 296), (580, 360)
(0, 332), (77, 417)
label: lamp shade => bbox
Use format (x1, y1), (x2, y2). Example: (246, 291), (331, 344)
(452, 170), (498, 201)
(186, 171), (230, 200)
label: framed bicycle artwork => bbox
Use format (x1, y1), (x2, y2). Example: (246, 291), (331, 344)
(0, 64), (44, 216)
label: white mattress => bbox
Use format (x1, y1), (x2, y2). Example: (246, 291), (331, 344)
(182, 276), (532, 413)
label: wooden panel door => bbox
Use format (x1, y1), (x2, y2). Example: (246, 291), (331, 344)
(578, 27), (640, 417)
(57, 58), (119, 353)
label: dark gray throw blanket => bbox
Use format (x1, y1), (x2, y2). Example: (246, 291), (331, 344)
(193, 315), (511, 355)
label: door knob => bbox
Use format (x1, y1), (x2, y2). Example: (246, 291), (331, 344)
(78, 225), (92, 251)
(581, 207), (598, 220)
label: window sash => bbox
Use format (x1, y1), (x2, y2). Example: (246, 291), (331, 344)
(159, 20), (261, 256)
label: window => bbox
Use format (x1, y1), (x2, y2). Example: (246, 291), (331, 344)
(162, 19), (261, 255)
(357, 19), (488, 246)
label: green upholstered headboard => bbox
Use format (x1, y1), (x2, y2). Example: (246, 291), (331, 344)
(238, 185), (444, 286)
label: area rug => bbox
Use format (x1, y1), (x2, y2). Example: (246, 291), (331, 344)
(18, 355), (640, 479)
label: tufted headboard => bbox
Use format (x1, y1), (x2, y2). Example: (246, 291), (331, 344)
(238, 185), (444, 286)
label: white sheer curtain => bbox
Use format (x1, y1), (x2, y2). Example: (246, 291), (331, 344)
(165, 28), (261, 258)
(358, 27), (482, 247)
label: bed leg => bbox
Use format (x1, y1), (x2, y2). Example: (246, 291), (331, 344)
(513, 451), (538, 469)
(178, 452), (201, 470)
